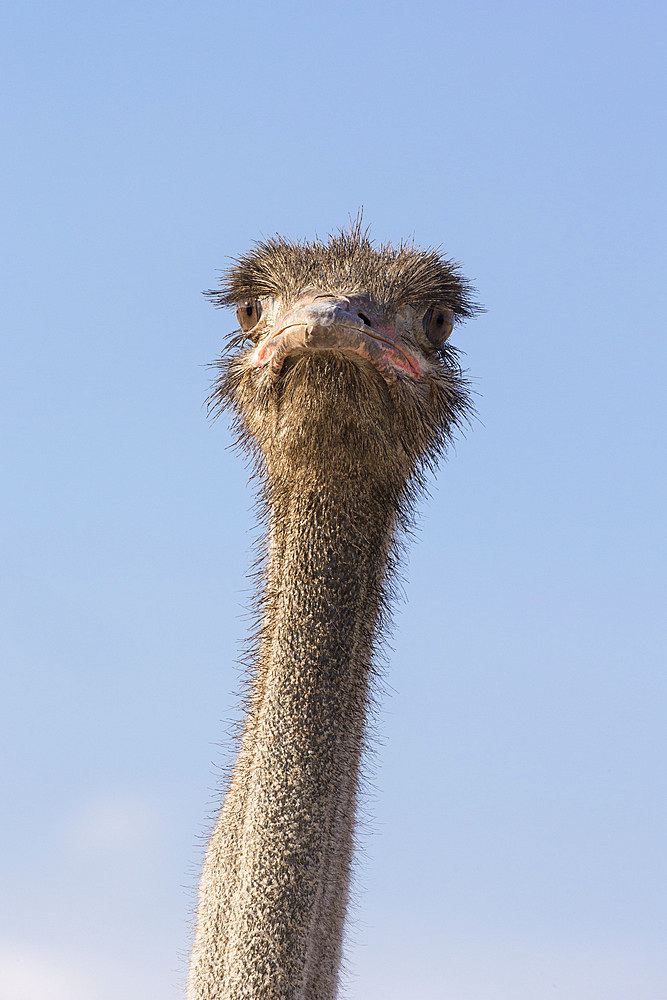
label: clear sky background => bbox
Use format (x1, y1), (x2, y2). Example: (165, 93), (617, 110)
(2, 2), (666, 998)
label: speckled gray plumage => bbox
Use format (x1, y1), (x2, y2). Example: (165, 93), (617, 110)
(187, 227), (478, 999)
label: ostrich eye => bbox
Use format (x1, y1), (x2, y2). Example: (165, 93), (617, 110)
(236, 299), (262, 332)
(422, 306), (454, 347)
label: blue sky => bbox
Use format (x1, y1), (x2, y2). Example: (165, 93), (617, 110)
(2, 1), (666, 997)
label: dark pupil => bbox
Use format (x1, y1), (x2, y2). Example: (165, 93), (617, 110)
(245, 304), (254, 317)
(435, 314), (444, 326)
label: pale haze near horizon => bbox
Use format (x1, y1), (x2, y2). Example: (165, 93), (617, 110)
(2, 1), (666, 998)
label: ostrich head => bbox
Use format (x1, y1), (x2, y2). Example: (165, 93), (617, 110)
(207, 222), (479, 489)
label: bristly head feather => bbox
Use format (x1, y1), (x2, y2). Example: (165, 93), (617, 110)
(205, 219), (481, 321)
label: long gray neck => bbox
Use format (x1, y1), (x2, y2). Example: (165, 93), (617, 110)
(187, 468), (400, 1000)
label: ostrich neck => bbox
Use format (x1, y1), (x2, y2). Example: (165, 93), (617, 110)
(187, 466), (400, 1000)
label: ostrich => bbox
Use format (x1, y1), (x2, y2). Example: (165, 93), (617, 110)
(187, 222), (479, 999)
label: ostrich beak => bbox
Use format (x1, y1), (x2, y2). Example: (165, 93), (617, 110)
(252, 293), (422, 379)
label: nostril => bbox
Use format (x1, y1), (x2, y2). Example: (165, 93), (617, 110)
(358, 312), (371, 326)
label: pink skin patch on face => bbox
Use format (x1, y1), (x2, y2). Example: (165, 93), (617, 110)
(372, 321), (422, 376)
(253, 336), (280, 367)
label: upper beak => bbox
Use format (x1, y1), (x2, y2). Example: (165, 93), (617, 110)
(253, 293), (422, 378)
(275, 295), (369, 340)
